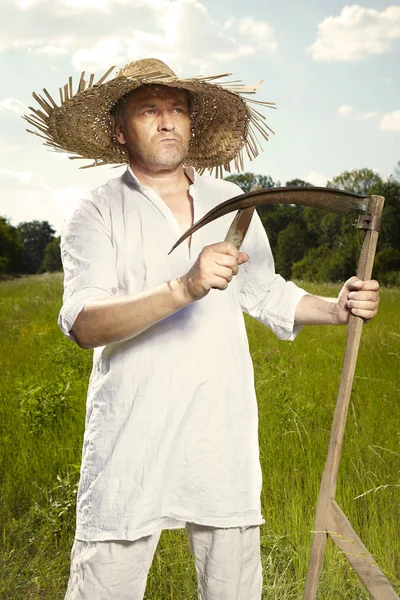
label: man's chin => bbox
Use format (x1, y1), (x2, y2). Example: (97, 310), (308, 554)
(148, 151), (188, 171)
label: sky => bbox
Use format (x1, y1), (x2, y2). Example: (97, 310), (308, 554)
(0, 0), (399, 234)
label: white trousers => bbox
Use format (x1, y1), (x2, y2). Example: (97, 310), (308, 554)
(64, 523), (262, 600)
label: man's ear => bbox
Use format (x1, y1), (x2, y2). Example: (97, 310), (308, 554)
(113, 119), (126, 145)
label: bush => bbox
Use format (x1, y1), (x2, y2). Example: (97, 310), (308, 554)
(18, 378), (72, 433)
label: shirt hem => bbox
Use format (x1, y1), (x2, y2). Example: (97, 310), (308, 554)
(75, 512), (266, 542)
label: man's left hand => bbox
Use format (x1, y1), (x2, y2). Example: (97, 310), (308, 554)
(335, 277), (380, 324)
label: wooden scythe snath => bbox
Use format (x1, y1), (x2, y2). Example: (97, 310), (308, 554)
(170, 187), (398, 600)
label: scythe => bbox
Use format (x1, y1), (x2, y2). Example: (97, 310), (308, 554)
(169, 186), (397, 600)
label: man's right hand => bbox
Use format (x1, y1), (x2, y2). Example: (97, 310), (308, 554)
(178, 242), (249, 302)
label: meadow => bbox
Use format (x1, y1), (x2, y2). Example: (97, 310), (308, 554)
(0, 273), (399, 599)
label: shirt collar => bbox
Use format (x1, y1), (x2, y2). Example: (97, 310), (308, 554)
(127, 165), (197, 188)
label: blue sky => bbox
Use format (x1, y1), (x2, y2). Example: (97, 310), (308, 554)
(0, 0), (399, 233)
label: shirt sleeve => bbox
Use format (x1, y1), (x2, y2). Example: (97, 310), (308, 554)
(58, 196), (118, 342)
(237, 210), (308, 341)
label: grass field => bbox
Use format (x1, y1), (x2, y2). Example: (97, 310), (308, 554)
(0, 273), (399, 599)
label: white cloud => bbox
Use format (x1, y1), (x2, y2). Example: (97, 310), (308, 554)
(36, 40), (72, 55)
(338, 105), (353, 116)
(380, 110), (400, 132)
(73, 38), (127, 72)
(361, 111), (378, 120)
(2, 0), (276, 74)
(237, 17), (277, 50)
(305, 171), (329, 187)
(0, 98), (29, 115)
(14, 0), (156, 12)
(338, 106), (380, 121)
(307, 5), (400, 62)
(0, 0), (166, 52)
(71, 1), (277, 73)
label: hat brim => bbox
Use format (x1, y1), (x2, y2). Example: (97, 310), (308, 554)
(24, 64), (275, 174)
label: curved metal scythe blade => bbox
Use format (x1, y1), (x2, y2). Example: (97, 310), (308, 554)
(168, 186), (369, 254)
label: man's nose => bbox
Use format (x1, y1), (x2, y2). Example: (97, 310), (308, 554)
(158, 110), (174, 131)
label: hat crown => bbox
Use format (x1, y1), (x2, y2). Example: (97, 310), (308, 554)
(118, 58), (177, 80)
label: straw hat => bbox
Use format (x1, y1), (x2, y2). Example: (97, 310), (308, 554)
(24, 58), (275, 176)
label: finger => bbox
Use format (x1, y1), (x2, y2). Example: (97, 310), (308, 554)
(210, 265), (235, 284)
(215, 252), (248, 269)
(211, 241), (240, 258)
(344, 276), (364, 291)
(347, 300), (377, 312)
(347, 291), (380, 301)
(344, 277), (380, 292)
(349, 307), (378, 320)
(213, 253), (238, 270)
(355, 279), (380, 292)
(209, 274), (231, 290)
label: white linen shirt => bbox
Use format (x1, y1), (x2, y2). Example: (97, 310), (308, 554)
(58, 166), (307, 542)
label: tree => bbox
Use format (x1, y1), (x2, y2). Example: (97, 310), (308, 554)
(292, 237), (360, 283)
(0, 217), (24, 275)
(259, 204), (305, 252)
(369, 177), (400, 251)
(275, 221), (313, 279)
(17, 220), (56, 274)
(373, 247), (400, 286)
(285, 178), (311, 187)
(39, 236), (62, 273)
(227, 168), (400, 285)
(224, 172), (276, 192)
(327, 168), (383, 195)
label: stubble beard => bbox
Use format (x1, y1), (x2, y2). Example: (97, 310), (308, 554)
(126, 138), (189, 173)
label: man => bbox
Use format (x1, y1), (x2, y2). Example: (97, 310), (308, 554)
(26, 58), (379, 600)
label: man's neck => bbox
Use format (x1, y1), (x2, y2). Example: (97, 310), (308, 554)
(129, 162), (191, 198)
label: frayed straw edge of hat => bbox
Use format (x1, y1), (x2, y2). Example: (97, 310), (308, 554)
(23, 66), (275, 177)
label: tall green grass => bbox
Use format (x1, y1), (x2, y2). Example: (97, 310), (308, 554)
(0, 274), (399, 599)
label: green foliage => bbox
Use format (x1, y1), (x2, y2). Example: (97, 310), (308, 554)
(225, 165), (399, 284)
(275, 221), (313, 280)
(39, 235), (62, 273)
(18, 220), (56, 274)
(0, 216), (24, 275)
(18, 377), (72, 433)
(261, 167), (400, 283)
(373, 248), (400, 286)
(292, 238), (360, 283)
(30, 465), (80, 540)
(327, 168), (383, 194)
(285, 178), (311, 187)
(258, 204), (306, 251)
(372, 178), (400, 251)
(225, 172), (276, 192)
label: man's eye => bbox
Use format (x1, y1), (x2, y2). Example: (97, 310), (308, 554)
(144, 109), (154, 114)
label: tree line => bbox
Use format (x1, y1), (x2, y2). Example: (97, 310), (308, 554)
(226, 166), (400, 286)
(1, 165), (399, 284)
(0, 219), (61, 277)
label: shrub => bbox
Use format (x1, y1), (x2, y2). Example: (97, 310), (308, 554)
(18, 378), (72, 433)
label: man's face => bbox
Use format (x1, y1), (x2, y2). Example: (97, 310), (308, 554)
(114, 85), (191, 173)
